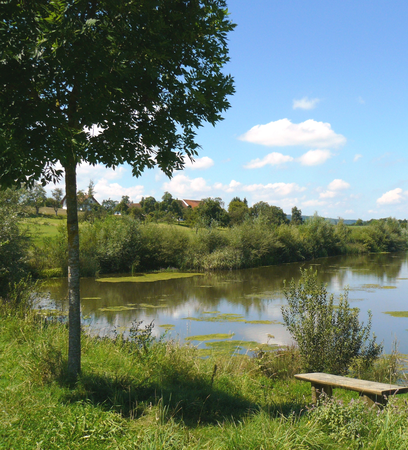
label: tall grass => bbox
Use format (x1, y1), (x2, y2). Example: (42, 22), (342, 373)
(1, 293), (408, 449)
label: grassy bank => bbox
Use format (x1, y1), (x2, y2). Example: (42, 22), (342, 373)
(27, 214), (408, 278)
(2, 307), (408, 449)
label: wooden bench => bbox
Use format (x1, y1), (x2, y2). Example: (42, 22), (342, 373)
(295, 372), (408, 406)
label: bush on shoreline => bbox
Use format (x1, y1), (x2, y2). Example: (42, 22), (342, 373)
(28, 214), (408, 277)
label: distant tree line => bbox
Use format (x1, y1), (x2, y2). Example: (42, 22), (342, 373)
(2, 185), (408, 293)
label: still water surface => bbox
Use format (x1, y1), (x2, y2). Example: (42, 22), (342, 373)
(42, 252), (408, 354)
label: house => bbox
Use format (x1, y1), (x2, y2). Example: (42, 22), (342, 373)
(61, 195), (100, 211)
(181, 199), (201, 209)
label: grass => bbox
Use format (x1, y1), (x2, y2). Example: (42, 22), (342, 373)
(21, 216), (65, 245)
(2, 305), (408, 449)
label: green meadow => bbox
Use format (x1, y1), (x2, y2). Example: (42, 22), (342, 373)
(1, 306), (408, 449)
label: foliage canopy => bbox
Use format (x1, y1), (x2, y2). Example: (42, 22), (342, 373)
(0, 0), (235, 185)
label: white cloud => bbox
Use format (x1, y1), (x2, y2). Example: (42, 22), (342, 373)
(292, 97), (320, 110)
(302, 199), (326, 207)
(44, 162), (127, 196)
(77, 162), (125, 183)
(328, 179), (350, 191)
(354, 154), (363, 162)
(94, 179), (144, 202)
(243, 182), (306, 197)
(239, 119), (346, 148)
(320, 179), (350, 199)
(162, 174), (211, 197)
(298, 149), (332, 166)
(376, 188), (406, 205)
(244, 152), (294, 169)
(320, 190), (337, 199)
(183, 156), (214, 170)
(214, 180), (243, 193)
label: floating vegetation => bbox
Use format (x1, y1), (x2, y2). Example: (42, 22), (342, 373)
(137, 303), (169, 309)
(244, 291), (280, 300)
(96, 272), (204, 283)
(183, 313), (244, 323)
(397, 278), (408, 280)
(362, 284), (396, 290)
(185, 333), (234, 341)
(159, 324), (175, 330)
(98, 305), (137, 312)
(183, 312), (281, 325)
(383, 311), (408, 318)
(202, 311), (220, 314)
(82, 297), (101, 300)
(244, 319), (276, 325)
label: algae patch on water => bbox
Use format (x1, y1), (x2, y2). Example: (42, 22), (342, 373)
(383, 311), (408, 318)
(137, 303), (169, 309)
(185, 333), (234, 341)
(183, 312), (281, 325)
(96, 272), (204, 283)
(361, 284), (396, 290)
(159, 324), (175, 330)
(98, 305), (138, 312)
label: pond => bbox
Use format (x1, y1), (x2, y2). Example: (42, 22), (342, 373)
(40, 252), (408, 354)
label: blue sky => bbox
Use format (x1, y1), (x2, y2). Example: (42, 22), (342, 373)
(48, 1), (408, 220)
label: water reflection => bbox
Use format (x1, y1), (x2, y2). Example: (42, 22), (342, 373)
(41, 252), (408, 353)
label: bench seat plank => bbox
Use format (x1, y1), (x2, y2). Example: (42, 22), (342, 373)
(295, 373), (408, 397)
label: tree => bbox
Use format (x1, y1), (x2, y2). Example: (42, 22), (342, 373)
(140, 196), (158, 215)
(228, 197), (249, 226)
(115, 195), (130, 215)
(250, 201), (289, 226)
(197, 197), (229, 227)
(76, 190), (87, 211)
(50, 188), (64, 216)
(0, 1), (235, 379)
(281, 269), (382, 375)
(24, 183), (47, 215)
(159, 192), (183, 220)
(291, 206), (303, 225)
(0, 187), (29, 298)
(102, 199), (118, 213)
(87, 180), (95, 198)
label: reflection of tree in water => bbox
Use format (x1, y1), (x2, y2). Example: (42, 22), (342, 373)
(41, 252), (408, 332)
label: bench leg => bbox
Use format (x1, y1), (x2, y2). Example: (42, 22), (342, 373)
(311, 383), (333, 404)
(359, 392), (387, 408)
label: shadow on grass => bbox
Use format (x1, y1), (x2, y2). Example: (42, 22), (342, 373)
(59, 369), (261, 426)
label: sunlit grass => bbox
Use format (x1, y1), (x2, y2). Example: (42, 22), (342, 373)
(2, 309), (408, 449)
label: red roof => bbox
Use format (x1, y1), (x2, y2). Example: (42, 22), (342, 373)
(181, 199), (201, 209)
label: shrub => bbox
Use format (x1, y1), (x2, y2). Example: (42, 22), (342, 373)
(0, 187), (29, 297)
(281, 268), (382, 374)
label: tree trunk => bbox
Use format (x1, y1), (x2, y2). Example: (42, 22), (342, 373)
(65, 161), (81, 379)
